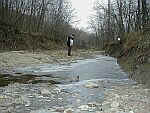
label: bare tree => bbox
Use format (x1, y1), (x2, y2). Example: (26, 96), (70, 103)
(88, 0), (149, 49)
(0, 0), (77, 50)
(141, 0), (148, 25)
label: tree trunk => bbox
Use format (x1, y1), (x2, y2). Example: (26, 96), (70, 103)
(137, 0), (141, 30)
(117, 0), (124, 36)
(142, 0), (148, 25)
(107, 0), (111, 40)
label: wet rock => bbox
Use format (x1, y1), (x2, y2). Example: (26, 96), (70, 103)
(73, 75), (79, 82)
(116, 112), (127, 113)
(58, 97), (63, 101)
(27, 94), (35, 98)
(132, 85), (139, 89)
(0, 95), (13, 106)
(129, 111), (134, 113)
(101, 102), (111, 111)
(87, 102), (97, 107)
(55, 106), (64, 112)
(64, 108), (74, 113)
(78, 103), (98, 112)
(114, 94), (120, 99)
(30, 109), (59, 113)
(53, 88), (62, 93)
(88, 107), (97, 112)
(84, 82), (99, 88)
(76, 99), (81, 103)
(78, 105), (89, 111)
(111, 101), (119, 108)
(25, 101), (31, 107)
(96, 111), (105, 113)
(40, 88), (51, 95)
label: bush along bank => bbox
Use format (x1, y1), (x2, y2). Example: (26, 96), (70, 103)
(104, 32), (150, 87)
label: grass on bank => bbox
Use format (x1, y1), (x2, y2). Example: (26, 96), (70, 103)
(104, 31), (150, 87)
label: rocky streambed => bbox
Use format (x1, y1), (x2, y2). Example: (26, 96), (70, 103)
(0, 79), (150, 113)
(0, 50), (150, 113)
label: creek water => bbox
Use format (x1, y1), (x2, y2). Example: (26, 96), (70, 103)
(0, 55), (135, 113)
(14, 55), (128, 81)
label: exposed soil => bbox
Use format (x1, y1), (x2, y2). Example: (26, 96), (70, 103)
(0, 50), (103, 69)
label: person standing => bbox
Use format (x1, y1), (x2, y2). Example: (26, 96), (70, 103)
(67, 34), (75, 56)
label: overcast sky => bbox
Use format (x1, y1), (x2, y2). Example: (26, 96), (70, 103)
(71, 0), (150, 31)
(70, 0), (107, 30)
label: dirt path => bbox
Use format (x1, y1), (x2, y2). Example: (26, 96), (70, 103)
(0, 50), (102, 68)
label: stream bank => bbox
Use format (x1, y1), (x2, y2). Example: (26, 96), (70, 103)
(118, 56), (150, 88)
(105, 32), (150, 88)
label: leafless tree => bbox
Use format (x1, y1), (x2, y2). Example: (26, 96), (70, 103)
(0, 0), (76, 50)
(88, 0), (150, 48)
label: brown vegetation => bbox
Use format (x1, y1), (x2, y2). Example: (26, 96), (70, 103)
(89, 0), (150, 49)
(0, 0), (80, 51)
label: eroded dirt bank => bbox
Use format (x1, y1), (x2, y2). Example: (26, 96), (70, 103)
(118, 56), (150, 88)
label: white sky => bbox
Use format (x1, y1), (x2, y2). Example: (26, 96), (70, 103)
(70, 0), (107, 30)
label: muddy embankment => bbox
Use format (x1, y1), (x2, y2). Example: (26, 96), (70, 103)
(118, 56), (150, 88)
(107, 32), (150, 88)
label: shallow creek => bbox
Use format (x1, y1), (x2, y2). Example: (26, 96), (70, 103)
(0, 55), (136, 113)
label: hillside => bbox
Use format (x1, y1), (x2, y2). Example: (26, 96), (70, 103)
(105, 29), (150, 87)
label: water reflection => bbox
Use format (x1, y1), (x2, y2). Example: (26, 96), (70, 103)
(14, 55), (128, 81)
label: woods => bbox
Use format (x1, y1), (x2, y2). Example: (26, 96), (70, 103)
(0, 0), (149, 51)
(88, 0), (150, 86)
(0, 0), (76, 50)
(89, 0), (150, 48)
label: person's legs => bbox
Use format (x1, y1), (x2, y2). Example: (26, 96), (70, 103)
(68, 46), (70, 56)
(70, 46), (72, 56)
(68, 46), (72, 56)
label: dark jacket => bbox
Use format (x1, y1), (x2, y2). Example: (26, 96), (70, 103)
(67, 36), (73, 47)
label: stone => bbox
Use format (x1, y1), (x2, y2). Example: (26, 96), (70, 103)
(64, 108), (74, 113)
(102, 102), (111, 111)
(116, 111), (126, 113)
(58, 98), (63, 100)
(96, 111), (103, 113)
(76, 99), (81, 103)
(111, 101), (119, 108)
(84, 82), (99, 88)
(78, 105), (89, 111)
(129, 111), (134, 113)
(25, 102), (31, 107)
(30, 109), (60, 113)
(88, 102), (97, 112)
(89, 108), (96, 112)
(87, 102), (97, 107)
(55, 107), (64, 112)
(40, 88), (50, 95)
(54, 88), (61, 93)
(114, 94), (120, 99)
